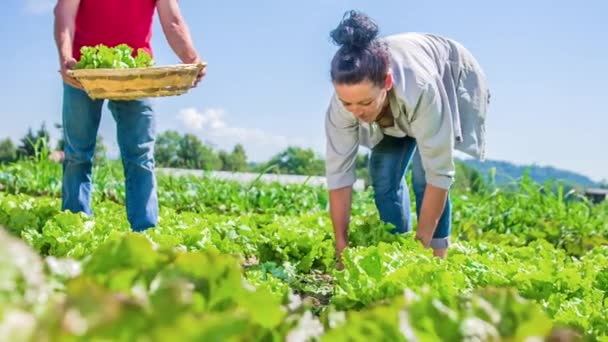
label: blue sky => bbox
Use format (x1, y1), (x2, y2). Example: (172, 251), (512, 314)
(2, 0), (607, 182)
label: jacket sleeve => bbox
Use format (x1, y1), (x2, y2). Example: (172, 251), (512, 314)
(325, 95), (360, 190)
(410, 81), (456, 190)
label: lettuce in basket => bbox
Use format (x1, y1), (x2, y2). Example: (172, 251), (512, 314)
(75, 44), (155, 69)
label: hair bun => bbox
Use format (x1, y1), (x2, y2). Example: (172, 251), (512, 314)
(330, 10), (379, 50)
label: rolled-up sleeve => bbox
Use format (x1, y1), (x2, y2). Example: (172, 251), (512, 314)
(325, 96), (359, 190)
(410, 81), (456, 190)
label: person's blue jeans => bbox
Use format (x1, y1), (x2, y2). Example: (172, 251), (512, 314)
(61, 83), (158, 231)
(369, 135), (451, 249)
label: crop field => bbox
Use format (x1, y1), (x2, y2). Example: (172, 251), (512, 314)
(1, 155), (607, 341)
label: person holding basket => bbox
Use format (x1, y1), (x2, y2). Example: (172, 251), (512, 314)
(53, 0), (205, 231)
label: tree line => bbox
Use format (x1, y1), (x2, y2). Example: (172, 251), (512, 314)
(1, 122), (560, 193)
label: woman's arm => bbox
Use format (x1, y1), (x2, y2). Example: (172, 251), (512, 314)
(409, 81), (455, 249)
(325, 95), (360, 266)
(329, 186), (353, 261)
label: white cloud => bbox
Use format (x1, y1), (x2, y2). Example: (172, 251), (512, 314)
(24, 0), (54, 15)
(177, 108), (227, 131)
(175, 107), (313, 161)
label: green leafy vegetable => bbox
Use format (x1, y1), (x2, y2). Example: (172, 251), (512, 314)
(75, 44), (155, 69)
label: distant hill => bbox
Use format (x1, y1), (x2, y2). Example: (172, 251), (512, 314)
(460, 158), (600, 189)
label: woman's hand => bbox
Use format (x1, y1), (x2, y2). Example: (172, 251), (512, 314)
(415, 225), (434, 248)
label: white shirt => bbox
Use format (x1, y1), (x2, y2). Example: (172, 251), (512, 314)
(325, 32), (490, 190)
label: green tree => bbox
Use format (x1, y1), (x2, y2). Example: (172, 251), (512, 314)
(257, 146), (325, 176)
(0, 138), (17, 164)
(220, 144), (248, 172)
(155, 130), (182, 167)
(177, 134), (221, 170)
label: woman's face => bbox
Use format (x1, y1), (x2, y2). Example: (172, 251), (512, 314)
(334, 74), (392, 123)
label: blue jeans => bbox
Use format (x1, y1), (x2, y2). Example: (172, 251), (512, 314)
(369, 135), (451, 249)
(61, 83), (158, 231)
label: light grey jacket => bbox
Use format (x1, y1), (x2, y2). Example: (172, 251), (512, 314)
(325, 32), (490, 190)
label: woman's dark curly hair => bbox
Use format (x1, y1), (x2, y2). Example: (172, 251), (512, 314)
(330, 10), (390, 87)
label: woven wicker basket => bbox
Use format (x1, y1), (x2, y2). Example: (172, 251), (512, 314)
(67, 63), (206, 101)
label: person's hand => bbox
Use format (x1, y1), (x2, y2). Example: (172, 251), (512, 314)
(335, 239), (348, 270)
(60, 58), (83, 90)
(183, 56), (207, 87)
(415, 225), (434, 249)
